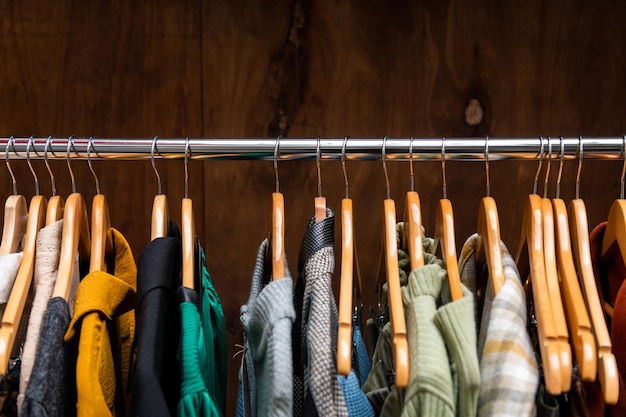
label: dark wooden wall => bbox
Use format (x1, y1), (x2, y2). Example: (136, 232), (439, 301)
(1, 1), (626, 415)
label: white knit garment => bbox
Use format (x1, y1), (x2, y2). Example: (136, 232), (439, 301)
(18, 219), (63, 414)
(0, 252), (23, 303)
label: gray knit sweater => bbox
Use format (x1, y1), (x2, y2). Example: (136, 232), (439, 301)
(240, 240), (295, 417)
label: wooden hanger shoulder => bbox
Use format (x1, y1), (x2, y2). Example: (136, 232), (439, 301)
(435, 198), (463, 301)
(477, 196), (505, 295)
(89, 194), (113, 273)
(404, 191), (424, 270)
(151, 194), (169, 241)
(0, 195), (28, 255)
(337, 198), (353, 376)
(45, 195), (65, 226)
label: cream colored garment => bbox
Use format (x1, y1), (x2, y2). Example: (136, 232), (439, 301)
(18, 219), (63, 414)
(0, 251), (23, 303)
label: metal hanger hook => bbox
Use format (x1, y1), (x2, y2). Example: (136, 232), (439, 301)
(484, 135), (490, 197)
(341, 136), (349, 199)
(382, 137), (390, 199)
(409, 137), (415, 192)
(184, 137), (191, 199)
(27, 136), (40, 196)
(87, 137), (101, 195)
(442, 136), (447, 199)
(44, 136), (57, 197)
(5, 136), (17, 195)
(316, 136), (322, 197)
(556, 136), (565, 199)
(533, 136), (545, 195)
(67, 136), (77, 193)
(543, 136), (552, 198)
(619, 135), (626, 200)
(274, 136), (281, 193)
(576, 136), (584, 199)
(151, 136), (163, 195)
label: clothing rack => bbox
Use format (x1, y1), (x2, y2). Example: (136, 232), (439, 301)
(0, 137), (625, 161)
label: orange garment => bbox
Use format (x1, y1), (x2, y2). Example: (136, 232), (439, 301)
(64, 229), (137, 417)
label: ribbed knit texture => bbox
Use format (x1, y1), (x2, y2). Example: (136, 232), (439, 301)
(240, 239), (295, 417)
(434, 285), (480, 417)
(18, 219), (63, 413)
(459, 234), (539, 417)
(338, 371), (374, 417)
(401, 263), (455, 417)
(177, 301), (220, 417)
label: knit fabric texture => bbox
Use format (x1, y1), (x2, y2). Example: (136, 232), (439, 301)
(177, 298), (220, 417)
(337, 371), (374, 417)
(18, 219), (63, 412)
(20, 297), (76, 417)
(459, 234), (539, 417)
(353, 325), (371, 387)
(434, 284), (480, 417)
(401, 263), (455, 417)
(240, 239), (295, 417)
(64, 228), (137, 417)
(0, 252), (22, 304)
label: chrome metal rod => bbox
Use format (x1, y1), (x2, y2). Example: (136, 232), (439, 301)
(0, 137), (623, 161)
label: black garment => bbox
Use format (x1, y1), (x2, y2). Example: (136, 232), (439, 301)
(128, 221), (182, 417)
(21, 297), (76, 417)
(292, 209), (335, 417)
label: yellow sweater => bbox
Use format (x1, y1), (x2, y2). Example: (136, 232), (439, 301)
(65, 229), (137, 417)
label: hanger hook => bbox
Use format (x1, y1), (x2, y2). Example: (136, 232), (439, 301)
(184, 137), (191, 199)
(274, 136), (281, 193)
(441, 136), (447, 199)
(619, 135), (626, 200)
(409, 137), (415, 192)
(67, 136), (77, 193)
(341, 136), (349, 199)
(556, 136), (565, 199)
(44, 136), (57, 197)
(543, 136), (552, 198)
(576, 136), (584, 199)
(485, 135), (491, 197)
(27, 136), (40, 196)
(5, 136), (17, 195)
(382, 136), (390, 200)
(87, 137), (101, 195)
(151, 136), (162, 195)
(316, 136), (322, 197)
(533, 136), (545, 195)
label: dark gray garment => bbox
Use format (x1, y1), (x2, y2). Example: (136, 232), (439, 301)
(20, 297), (76, 417)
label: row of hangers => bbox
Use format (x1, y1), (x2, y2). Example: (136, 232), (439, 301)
(267, 135), (623, 405)
(0, 135), (623, 405)
(0, 136), (198, 377)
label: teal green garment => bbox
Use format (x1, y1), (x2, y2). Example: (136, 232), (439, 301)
(177, 301), (221, 417)
(199, 248), (228, 415)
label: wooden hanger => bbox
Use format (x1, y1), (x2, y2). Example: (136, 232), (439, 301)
(548, 139), (596, 381)
(314, 137), (327, 222)
(182, 140), (195, 289)
(151, 137), (169, 240)
(403, 139), (424, 270)
(337, 138), (354, 376)
(87, 141), (114, 273)
(570, 198), (619, 404)
(52, 140), (91, 301)
(0, 194), (46, 375)
(0, 139), (28, 255)
(568, 139), (618, 403)
(552, 198), (597, 380)
(540, 197), (572, 391)
(44, 137), (64, 225)
(433, 139), (462, 301)
(0, 195), (28, 255)
(381, 138), (409, 388)
(515, 193), (563, 394)
(271, 138), (286, 281)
